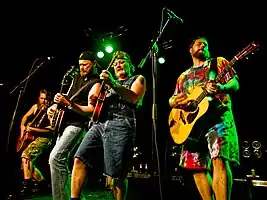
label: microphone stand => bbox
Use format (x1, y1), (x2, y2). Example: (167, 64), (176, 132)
(137, 17), (171, 200)
(138, 17), (171, 159)
(6, 58), (48, 153)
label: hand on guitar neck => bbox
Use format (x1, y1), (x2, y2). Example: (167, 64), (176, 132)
(20, 124), (29, 139)
(54, 93), (72, 108)
(205, 80), (224, 95)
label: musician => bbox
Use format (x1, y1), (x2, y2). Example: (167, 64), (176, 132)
(19, 89), (53, 198)
(68, 50), (146, 200)
(47, 51), (101, 200)
(169, 36), (240, 200)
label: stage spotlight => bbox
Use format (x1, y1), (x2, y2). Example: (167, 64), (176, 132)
(252, 149), (262, 159)
(105, 45), (114, 53)
(158, 57), (165, 64)
(242, 149), (251, 158)
(252, 141), (261, 150)
(97, 51), (104, 59)
(133, 146), (142, 158)
(242, 140), (250, 149)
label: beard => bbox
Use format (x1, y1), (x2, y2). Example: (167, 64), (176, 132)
(193, 50), (209, 60)
(80, 71), (89, 77)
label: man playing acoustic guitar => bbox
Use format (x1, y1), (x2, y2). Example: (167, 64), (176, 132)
(169, 36), (240, 200)
(19, 89), (53, 198)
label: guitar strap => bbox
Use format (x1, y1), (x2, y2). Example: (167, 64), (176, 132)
(69, 79), (94, 101)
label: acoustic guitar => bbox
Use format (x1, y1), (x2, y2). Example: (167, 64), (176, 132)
(16, 105), (48, 152)
(168, 42), (259, 145)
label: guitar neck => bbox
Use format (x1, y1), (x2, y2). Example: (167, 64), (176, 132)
(215, 57), (237, 82)
(193, 42), (259, 106)
(195, 57), (237, 104)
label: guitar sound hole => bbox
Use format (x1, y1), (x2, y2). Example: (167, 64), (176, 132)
(169, 120), (175, 127)
(186, 100), (198, 112)
(187, 108), (199, 123)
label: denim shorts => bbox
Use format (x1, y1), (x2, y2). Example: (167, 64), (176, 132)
(74, 113), (136, 179)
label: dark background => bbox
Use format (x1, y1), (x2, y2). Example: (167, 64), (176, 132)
(1, 1), (267, 197)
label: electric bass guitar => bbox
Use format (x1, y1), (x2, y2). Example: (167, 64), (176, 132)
(168, 42), (259, 145)
(90, 51), (119, 123)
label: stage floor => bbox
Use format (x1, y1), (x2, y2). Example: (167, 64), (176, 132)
(6, 175), (267, 200)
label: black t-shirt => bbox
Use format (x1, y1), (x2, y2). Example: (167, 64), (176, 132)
(63, 73), (100, 128)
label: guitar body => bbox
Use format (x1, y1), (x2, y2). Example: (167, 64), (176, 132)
(51, 109), (65, 133)
(16, 131), (35, 152)
(16, 106), (49, 152)
(91, 91), (107, 123)
(90, 51), (120, 123)
(168, 86), (209, 144)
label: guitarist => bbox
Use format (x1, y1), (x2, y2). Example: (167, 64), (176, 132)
(47, 51), (101, 200)
(70, 51), (146, 200)
(169, 37), (240, 200)
(19, 89), (53, 198)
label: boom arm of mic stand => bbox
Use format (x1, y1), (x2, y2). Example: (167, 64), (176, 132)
(10, 59), (47, 95)
(137, 18), (171, 68)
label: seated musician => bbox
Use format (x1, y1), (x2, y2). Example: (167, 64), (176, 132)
(18, 89), (54, 198)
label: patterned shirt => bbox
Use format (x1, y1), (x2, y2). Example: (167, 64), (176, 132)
(174, 57), (240, 166)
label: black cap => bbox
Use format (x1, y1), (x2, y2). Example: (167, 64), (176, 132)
(79, 51), (96, 61)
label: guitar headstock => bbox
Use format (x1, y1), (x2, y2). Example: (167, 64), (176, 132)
(235, 42), (260, 60)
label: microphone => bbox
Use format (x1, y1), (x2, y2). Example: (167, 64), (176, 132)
(165, 8), (184, 24)
(38, 56), (56, 60)
(47, 56), (56, 60)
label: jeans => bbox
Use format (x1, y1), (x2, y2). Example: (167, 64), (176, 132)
(75, 113), (136, 179)
(49, 125), (85, 200)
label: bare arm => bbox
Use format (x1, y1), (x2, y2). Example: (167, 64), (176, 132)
(20, 104), (36, 128)
(110, 75), (146, 104)
(207, 73), (240, 94)
(64, 83), (101, 117)
(28, 127), (51, 133)
(211, 56), (240, 94)
(219, 76), (239, 93)
(20, 104), (36, 138)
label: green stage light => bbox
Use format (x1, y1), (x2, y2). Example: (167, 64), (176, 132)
(158, 57), (165, 64)
(105, 45), (113, 53)
(97, 51), (104, 58)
